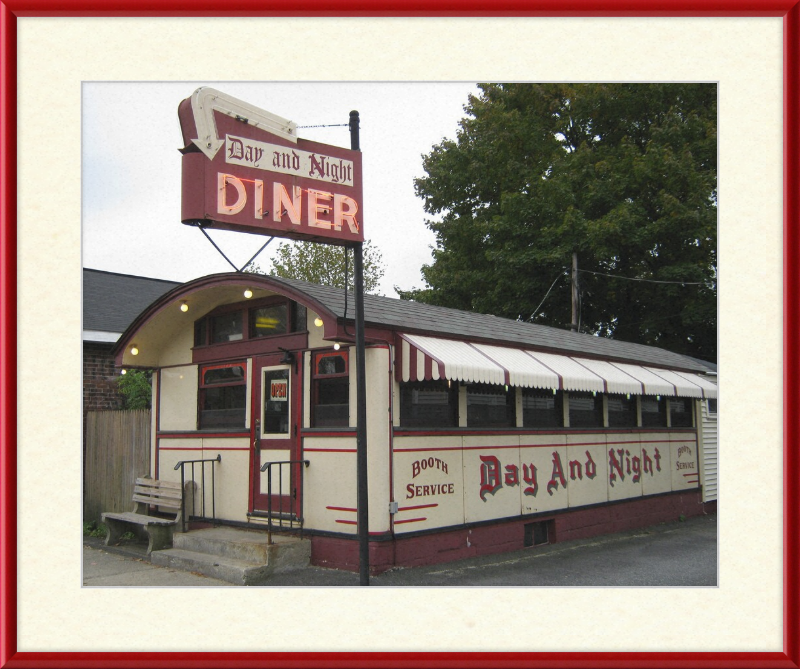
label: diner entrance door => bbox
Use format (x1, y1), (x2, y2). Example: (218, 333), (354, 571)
(250, 354), (301, 516)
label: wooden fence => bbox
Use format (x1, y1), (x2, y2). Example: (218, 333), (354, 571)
(84, 410), (151, 523)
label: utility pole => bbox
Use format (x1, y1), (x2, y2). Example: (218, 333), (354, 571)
(571, 252), (579, 332)
(349, 110), (369, 586)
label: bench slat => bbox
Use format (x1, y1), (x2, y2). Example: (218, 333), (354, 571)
(133, 485), (182, 500)
(135, 478), (182, 490)
(132, 494), (182, 509)
(102, 511), (178, 526)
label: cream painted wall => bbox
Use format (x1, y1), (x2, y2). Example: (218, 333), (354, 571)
(348, 345), (357, 428)
(462, 435), (522, 524)
(306, 309), (328, 349)
(155, 438), (251, 523)
(390, 430), (700, 534)
(393, 435), (464, 533)
(519, 433), (569, 514)
(158, 326), (194, 367)
(159, 366), (198, 431)
(365, 347), (392, 533)
(565, 435), (608, 508)
(302, 436), (358, 533)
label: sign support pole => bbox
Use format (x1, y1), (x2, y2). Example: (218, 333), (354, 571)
(350, 110), (370, 585)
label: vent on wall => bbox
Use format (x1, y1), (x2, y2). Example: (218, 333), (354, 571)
(524, 520), (551, 547)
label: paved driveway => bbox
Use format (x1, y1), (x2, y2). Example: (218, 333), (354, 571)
(84, 513), (717, 587)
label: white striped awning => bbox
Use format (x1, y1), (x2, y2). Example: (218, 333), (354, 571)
(397, 333), (716, 398)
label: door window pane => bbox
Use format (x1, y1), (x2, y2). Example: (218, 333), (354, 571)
(263, 368), (290, 435)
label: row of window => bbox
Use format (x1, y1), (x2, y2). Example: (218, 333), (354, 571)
(197, 350), (350, 430)
(399, 381), (695, 429)
(196, 352), (695, 432)
(194, 299), (307, 347)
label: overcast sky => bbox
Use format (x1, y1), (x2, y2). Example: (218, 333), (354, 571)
(82, 82), (479, 297)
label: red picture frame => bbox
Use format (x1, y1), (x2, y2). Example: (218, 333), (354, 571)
(1, 3), (798, 668)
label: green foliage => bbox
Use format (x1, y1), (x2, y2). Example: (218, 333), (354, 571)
(248, 239), (385, 295)
(117, 369), (152, 410)
(401, 83), (717, 360)
(83, 521), (107, 538)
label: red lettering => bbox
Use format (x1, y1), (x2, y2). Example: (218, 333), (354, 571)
(479, 455), (502, 501)
(547, 451), (566, 495)
(609, 448), (625, 486)
(585, 451), (597, 479)
(504, 464), (519, 486)
(522, 464), (538, 497)
(406, 483), (415, 499)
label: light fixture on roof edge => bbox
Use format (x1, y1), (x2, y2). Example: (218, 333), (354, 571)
(333, 342), (341, 351)
(314, 317), (323, 327)
(130, 345), (139, 356)
(180, 301), (189, 312)
(243, 288), (253, 299)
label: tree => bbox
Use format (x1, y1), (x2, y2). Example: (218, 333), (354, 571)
(399, 83), (717, 360)
(248, 239), (386, 295)
(117, 369), (152, 410)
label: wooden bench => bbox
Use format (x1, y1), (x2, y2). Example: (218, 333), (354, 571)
(101, 478), (187, 554)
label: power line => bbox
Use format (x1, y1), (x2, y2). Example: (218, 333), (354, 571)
(528, 270), (568, 322)
(578, 269), (706, 285)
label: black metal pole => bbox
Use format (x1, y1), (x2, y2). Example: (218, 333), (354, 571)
(350, 110), (370, 585)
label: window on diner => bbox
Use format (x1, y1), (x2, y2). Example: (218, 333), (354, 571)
(706, 398), (717, 415)
(522, 389), (563, 428)
(607, 394), (637, 428)
(250, 305), (288, 338)
(400, 381), (458, 428)
(293, 304), (308, 332)
(193, 299), (301, 348)
(210, 311), (243, 343)
(194, 318), (207, 347)
(311, 349), (349, 427)
(669, 397), (694, 428)
(568, 392), (603, 428)
(199, 361), (247, 429)
(640, 395), (667, 427)
(466, 383), (515, 428)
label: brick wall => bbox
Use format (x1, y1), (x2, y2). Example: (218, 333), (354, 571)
(83, 342), (125, 412)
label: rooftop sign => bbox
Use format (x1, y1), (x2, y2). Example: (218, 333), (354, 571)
(178, 87), (364, 245)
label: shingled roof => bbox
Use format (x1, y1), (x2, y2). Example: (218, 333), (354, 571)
(265, 275), (710, 373)
(83, 268), (181, 336)
(104, 270), (710, 374)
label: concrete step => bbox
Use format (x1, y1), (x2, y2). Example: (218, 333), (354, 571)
(151, 547), (273, 586)
(151, 526), (311, 585)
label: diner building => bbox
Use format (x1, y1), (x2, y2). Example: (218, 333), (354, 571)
(114, 271), (717, 572)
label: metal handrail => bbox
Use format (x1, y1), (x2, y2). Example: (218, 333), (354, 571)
(174, 454), (222, 531)
(259, 459), (310, 543)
